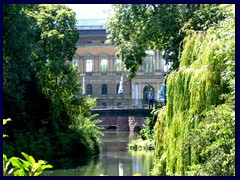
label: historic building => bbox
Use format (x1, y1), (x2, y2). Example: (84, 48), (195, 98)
(73, 19), (166, 109)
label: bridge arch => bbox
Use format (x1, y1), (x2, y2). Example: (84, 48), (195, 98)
(133, 125), (142, 132)
(107, 125), (117, 130)
(92, 110), (150, 131)
(143, 85), (155, 104)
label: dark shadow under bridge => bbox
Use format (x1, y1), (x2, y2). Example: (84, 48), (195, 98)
(91, 99), (153, 132)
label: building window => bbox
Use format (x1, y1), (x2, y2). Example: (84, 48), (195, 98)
(86, 84), (93, 95)
(135, 83), (139, 106)
(102, 102), (107, 108)
(100, 59), (109, 72)
(116, 83), (120, 94)
(86, 59), (93, 72)
(102, 84), (107, 95)
(72, 59), (80, 71)
(144, 50), (155, 73)
(115, 59), (123, 72)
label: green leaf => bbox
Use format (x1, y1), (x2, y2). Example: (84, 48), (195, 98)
(34, 164), (53, 176)
(21, 152), (30, 162)
(3, 118), (11, 125)
(20, 159), (31, 172)
(13, 169), (25, 176)
(33, 160), (43, 172)
(3, 154), (8, 166)
(10, 157), (24, 169)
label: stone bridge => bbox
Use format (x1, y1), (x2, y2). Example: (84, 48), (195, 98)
(92, 109), (152, 132)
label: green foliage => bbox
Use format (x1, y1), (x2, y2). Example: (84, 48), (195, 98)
(106, 4), (224, 78)
(3, 5), (37, 127)
(128, 138), (155, 151)
(181, 4), (227, 32)
(152, 4), (235, 176)
(51, 114), (103, 158)
(152, 107), (167, 176)
(3, 120), (52, 176)
(4, 128), (53, 160)
(128, 109), (157, 151)
(3, 4), (102, 164)
(185, 104), (235, 175)
(4, 153), (53, 176)
(139, 115), (156, 140)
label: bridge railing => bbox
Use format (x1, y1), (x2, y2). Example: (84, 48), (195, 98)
(92, 98), (151, 110)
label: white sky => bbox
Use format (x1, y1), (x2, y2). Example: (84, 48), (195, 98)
(64, 4), (112, 19)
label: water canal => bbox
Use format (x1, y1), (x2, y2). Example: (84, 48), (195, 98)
(42, 131), (154, 176)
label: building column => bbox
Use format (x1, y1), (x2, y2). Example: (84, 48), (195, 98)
(159, 50), (165, 72)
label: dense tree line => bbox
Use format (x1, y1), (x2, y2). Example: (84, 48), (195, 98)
(106, 4), (235, 175)
(3, 4), (102, 167)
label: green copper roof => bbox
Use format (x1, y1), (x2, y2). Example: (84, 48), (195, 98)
(76, 19), (106, 26)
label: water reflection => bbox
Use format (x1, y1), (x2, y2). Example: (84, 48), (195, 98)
(42, 131), (154, 176)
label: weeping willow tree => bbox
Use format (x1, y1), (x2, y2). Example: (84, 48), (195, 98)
(152, 4), (235, 176)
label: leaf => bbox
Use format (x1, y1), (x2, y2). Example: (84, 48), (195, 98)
(13, 169), (25, 176)
(21, 152), (30, 161)
(133, 173), (141, 176)
(3, 154), (8, 166)
(20, 159), (31, 172)
(33, 160), (43, 172)
(34, 164), (53, 176)
(21, 152), (35, 165)
(3, 118), (11, 125)
(10, 157), (24, 169)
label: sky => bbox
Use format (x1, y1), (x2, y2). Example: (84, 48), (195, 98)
(64, 4), (112, 19)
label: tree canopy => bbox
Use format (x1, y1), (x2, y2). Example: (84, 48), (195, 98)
(106, 4), (226, 78)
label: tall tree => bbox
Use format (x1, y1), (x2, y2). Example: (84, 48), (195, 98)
(3, 4), (38, 129)
(28, 4), (81, 129)
(3, 4), (101, 160)
(106, 4), (225, 78)
(152, 4), (235, 175)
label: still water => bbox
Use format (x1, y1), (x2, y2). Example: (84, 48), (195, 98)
(42, 131), (154, 176)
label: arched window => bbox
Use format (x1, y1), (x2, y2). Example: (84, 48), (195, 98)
(102, 84), (107, 95)
(86, 84), (93, 95)
(143, 86), (148, 104)
(143, 85), (155, 104)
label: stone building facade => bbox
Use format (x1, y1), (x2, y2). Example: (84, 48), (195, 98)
(73, 19), (166, 109)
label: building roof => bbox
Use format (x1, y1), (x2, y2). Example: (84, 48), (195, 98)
(76, 19), (106, 30)
(78, 29), (107, 36)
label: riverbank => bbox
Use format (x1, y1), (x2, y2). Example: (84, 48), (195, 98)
(41, 131), (154, 176)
